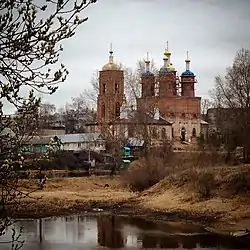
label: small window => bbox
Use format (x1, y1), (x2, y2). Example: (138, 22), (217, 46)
(169, 112), (175, 118)
(101, 104), (105, 118)
(192, 128), (197, 137)
(115, 83), (119, 93)
(115, 102), (120, 118)
(151, 83), (154, 96)
(103, 84), (106, 94)
(181, 113), (185, 118)
(161, 127), (166, 139)
(193, 113), (197, 119)
(152, 127), (158, 139)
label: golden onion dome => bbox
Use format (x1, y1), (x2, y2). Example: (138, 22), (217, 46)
(102, 44), (120, 71)
(102, 61), (119, 71)
(168, 63), (176, 71)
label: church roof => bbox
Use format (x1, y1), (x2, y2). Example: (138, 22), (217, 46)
(181, 69), (195, 76)
(141, 71), (154, 76)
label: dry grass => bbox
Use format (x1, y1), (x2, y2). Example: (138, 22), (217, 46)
(120, 150), (250, 228)
(16, 177), (134, 216)
(15, 152), (250, 231)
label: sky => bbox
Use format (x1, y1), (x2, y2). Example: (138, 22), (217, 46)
(3, 0), (250, 113)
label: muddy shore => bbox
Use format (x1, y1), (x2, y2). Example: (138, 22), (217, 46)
(11, 176), (250, 234)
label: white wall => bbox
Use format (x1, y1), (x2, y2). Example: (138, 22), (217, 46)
(61, 141), (105, 152)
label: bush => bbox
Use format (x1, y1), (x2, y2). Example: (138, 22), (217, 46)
(225, 169), (250, 195)
(122, 157), (168, 192)
(194, 172), (216, 198)
(167, 168), (216, 199)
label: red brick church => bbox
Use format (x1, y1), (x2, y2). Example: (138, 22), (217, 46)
(88, 43), (208, 142)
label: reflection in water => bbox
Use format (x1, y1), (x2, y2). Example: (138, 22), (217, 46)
(0, 214), (248, 250)
(97, 215), (124, 248)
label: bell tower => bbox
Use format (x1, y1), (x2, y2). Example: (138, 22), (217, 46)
(140, 52), (155, 98)
(158, 42), (177, 97)
(180, 51), (196, 97)
(97, 44), (124, 125)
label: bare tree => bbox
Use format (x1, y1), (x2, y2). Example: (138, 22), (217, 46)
(211, 48), (250, 162)
(38, 102), (57, 129)
(201, 99), (213, 116)
(57, 94), (96, 133)
(0, 0), (96, 246)
(124, 59), (158, 106)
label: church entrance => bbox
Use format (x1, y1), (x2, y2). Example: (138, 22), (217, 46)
(181, 127), (186, 142)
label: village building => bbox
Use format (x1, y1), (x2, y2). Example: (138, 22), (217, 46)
(87, 43), (208, 143)
(21, 133), (105, 155)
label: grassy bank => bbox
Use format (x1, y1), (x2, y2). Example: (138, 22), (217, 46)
(14, 169), (250, 233)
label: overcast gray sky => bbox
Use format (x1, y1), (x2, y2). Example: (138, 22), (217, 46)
(6, 0), (250, 113)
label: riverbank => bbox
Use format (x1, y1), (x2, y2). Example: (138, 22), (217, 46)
(11, 176), (250, 234)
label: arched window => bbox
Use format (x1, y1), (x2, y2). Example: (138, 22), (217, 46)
(161, 127), (166, 139)
(152, 127), (158, 139)
(169, 112), (175, 118)
(151, 83), (155, 96)
(101, 104), (105, 118)
(115, 83), (119, 93)
(103, 84), (106, 94)
(192, 128), (197, 137)
(181, 126), (186, 141)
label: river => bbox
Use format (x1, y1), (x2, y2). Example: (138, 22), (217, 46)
(0, 214), (248, 249)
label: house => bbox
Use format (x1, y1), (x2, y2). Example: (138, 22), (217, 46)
(21, 133), (106, 154)
(59, 133), (105, 152)
(0, 128), (16, 138)
(0, 127), (16, 153)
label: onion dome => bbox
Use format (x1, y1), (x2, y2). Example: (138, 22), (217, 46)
(142, 52), (154, 76)
(159, 66), (171, 74)
(102, 43), (120, 71)
(169, 63), (176, 72)
(181, 51), (195, 76)
(159, 41), (175, 74)
(159, 56), (171, 75)
(181, 70), (195, 76)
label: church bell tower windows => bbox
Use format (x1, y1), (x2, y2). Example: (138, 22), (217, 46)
(103, 83), (106, 94)
(115, 83), (118, 93)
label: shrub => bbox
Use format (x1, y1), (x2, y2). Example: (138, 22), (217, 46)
(167, 168), (216, 199)
(122, 157), (168, 192)
(194, 172), (216, 198)
(225, 169), (250, 195)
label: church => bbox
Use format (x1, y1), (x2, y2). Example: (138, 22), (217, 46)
(86, 43), (208, 144)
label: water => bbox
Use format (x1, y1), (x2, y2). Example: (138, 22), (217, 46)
(0, 214), (249, 250)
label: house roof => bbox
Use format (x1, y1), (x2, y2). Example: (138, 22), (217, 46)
(59, 133), (103, 143)
(86, 117), (172, 126)
(201, 120), (209, 125)
(23, 133), (104, 145)
(0, 128), (16, 137)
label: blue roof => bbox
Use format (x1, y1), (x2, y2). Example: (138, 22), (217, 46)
(141, 71), (154, 76)
(181, 70), (195, 76)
